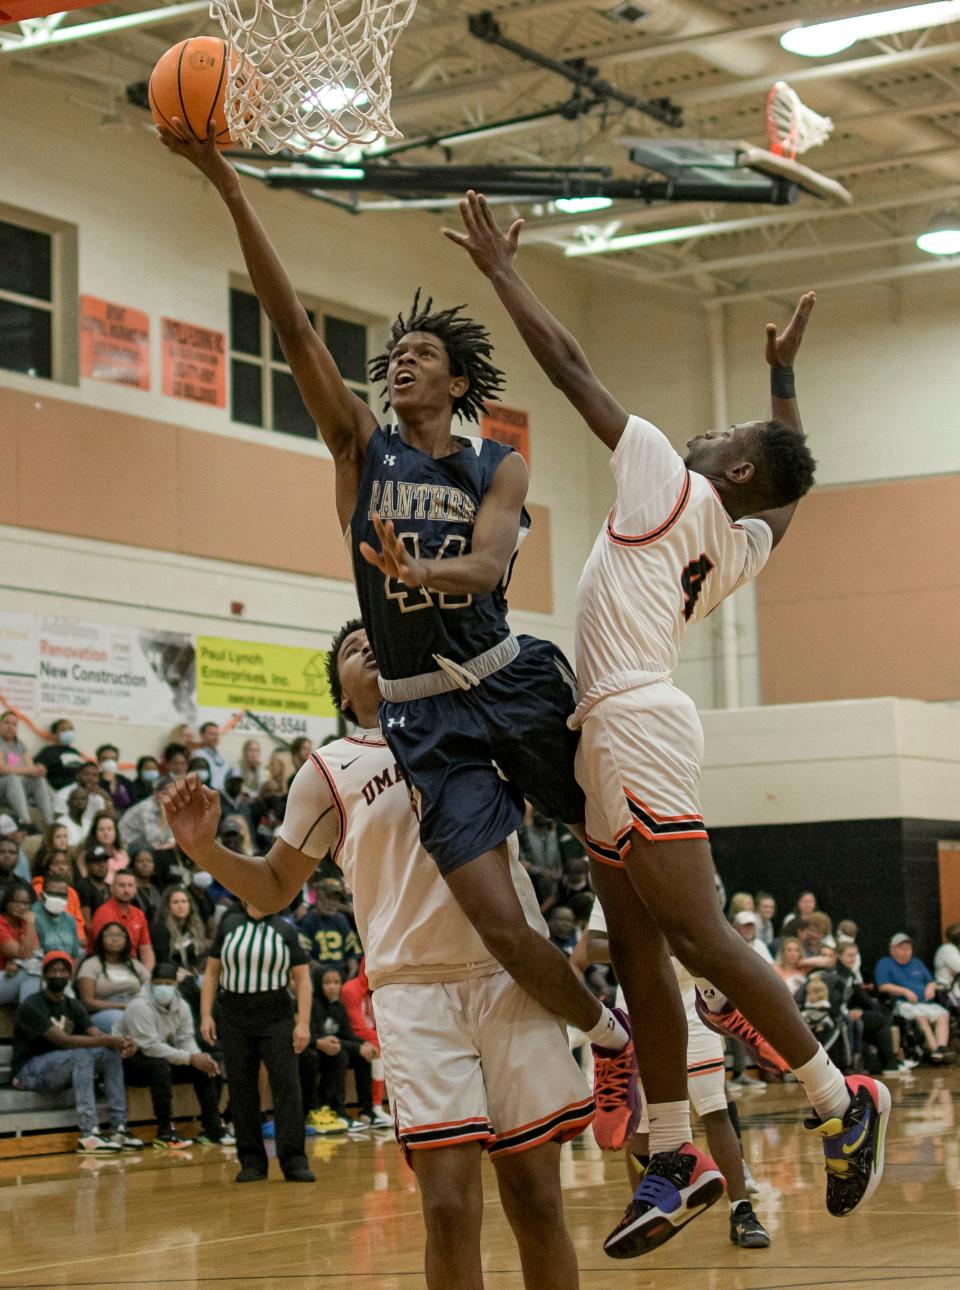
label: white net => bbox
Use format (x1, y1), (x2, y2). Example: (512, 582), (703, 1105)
(766, 81), (833, 159)
(209, 0), (418, 154)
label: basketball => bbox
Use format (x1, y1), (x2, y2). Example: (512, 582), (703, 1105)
(148, 37), (234, 149)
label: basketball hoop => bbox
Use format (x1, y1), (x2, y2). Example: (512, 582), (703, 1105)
(208, 0), (418, 154)
(766, 81), (833, 160)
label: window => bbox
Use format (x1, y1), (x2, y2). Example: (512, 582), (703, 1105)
(0, 206), (78, 385)
(229, 285), (374, 439)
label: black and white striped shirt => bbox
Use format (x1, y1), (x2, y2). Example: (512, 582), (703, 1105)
(210, 911), (308, 994)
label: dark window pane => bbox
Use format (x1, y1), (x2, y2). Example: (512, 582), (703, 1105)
(231, 358), (263, 426)
(0, 221), (51, 300)
(325, 315), (366, 382)
(230, 288), (261, 355)
(0, 300), (51, 377)
(271, 307), (315, 362)
(272, 369), (316, 438)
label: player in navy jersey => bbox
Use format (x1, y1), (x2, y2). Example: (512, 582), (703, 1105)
(157, 124), (634, 1116)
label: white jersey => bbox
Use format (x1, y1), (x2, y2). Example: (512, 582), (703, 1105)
(280, 729), (546, 991)
(572, 416), (772, 722)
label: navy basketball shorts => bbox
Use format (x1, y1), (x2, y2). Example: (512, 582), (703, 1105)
(380, 634), (585, 876)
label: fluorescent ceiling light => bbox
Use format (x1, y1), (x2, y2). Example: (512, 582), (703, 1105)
(554, 196), (613, 213)
(917, 209), (960, 255)
(564, 220), (721, 256)
(304, 86), (370, 113)
(781, 1), (960, 58)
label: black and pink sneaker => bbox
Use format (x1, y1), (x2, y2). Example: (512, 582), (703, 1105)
(603, 1141), (726, 1258)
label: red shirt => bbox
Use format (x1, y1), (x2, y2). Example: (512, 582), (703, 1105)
(88, 898), (152, 955)
(0, 914), (29, 969)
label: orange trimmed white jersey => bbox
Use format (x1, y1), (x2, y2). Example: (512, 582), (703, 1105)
(571, 416), (773, 722)
(280, 729), (546, 990)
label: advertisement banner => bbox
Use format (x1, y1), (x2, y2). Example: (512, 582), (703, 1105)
(79, 295), (150, 390)
(0, 612), (39, 715)
(161, 318), (227, 407)
(481, 402), (530, 465)
(195, 636), (337, 745)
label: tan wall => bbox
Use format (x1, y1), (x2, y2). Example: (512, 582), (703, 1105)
(757, 474), (960, 704)
(1, 385), (553, 612)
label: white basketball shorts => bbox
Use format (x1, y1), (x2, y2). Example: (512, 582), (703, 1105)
(575, 681), (708, 867)
(373, 970), (594, 1160)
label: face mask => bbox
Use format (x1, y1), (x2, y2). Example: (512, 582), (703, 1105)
(45, 976), (69, 994)
(100, 760), (118, 775)
(194, 768), (210, 784)
(151, 984), (177, 1006)
(58, 731), (77, 747)
(191, 871), (213, 891)
(141, 768), (160, 784)
(43, 896), (68, 916)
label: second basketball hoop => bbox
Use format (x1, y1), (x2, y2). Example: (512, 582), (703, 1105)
(209, 0), (418, 155)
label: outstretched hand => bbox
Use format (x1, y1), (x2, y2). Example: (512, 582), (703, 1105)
(161, 773), (222, 855)
(359, 514), (428, 589)
(156, 119), (239, 196)
(443, 189), (524, 278)
(766, 291), (816, 368)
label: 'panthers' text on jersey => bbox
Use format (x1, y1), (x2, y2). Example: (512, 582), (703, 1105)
(350, 426), (529, 680)
(573, 416), (773, 721)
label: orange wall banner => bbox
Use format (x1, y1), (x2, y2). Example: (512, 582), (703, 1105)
(481, 402), (530, 465)
(79, 295), (150, 390)
(161, 318), (226, 408)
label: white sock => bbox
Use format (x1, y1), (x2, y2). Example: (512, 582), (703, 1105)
(647, 1101), (691, 1155)
(793, 1045), (850, 1123)
(586, 1005), (628, 1052)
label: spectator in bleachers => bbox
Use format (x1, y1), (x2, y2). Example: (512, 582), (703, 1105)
(0, 882), (42, 1006)
(288, 737), (312, 787)
(58, 788), (94, 851)
(81, 812), (129, 882)
(341, 959), (390, 1127)
(76, 922), (150, 1033)
(774, 936), (807, 993)
(31, 850), (86, 944)
(0, 709), (55, 827)
(87, 871), (155, 971)
(298, 877), (360, 977)
(131, 755), (162, 805)
(239, 739), (266, 793)
(547, 905), (577, 956)
(219, 769), (255, 832)
(780, 890), (820, 936)
(727, 891), (755, 922)
(11, 949), (140, 1154)
(299, 966), (375, 1133)
(251, 752), (292, 850)
(53, 762), (106, 823)
(875, 933), (953, 1064)
(517, 802), (563, 909)
(75, 847), (111, 926)
(96, 744), (134, 815)
(219, 814), (254, 858)
(193, 723), (228, 792)
(34, 719), (86, 792)
(755, 893), (777, 947)
(33, 876), (81, 960)
(836, 942), (911, 1075)
(934, 924), (960, 1005)
(131, 850), (162, 925)
(151, 885), (209, 976)
(0, 828), (30, 883)
(118, 960), (227, 1148)
(32, 822), (71, 874)
(120, 775), (176, 858)
(796, 913), (838, 972)
(733, 909), (775, 963)
(555, 854), (592, 913)
(163, 743), (190, 778)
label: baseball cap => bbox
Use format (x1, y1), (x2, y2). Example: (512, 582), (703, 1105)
(889, 932), (912, 948)
(734, 910), (759, 926)
(42, 949), (74, 972)
(821, 935), (837, 949)
(0, 814), (19, 836)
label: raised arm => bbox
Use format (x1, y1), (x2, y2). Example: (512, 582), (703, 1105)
(445, 191), (628, 451)
(158, 123), (377, 522)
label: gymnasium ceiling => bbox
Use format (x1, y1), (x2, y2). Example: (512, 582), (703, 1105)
(5, 0), (960, 302)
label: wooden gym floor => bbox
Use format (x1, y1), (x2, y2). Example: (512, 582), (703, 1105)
(1, 1071), (958, 1290)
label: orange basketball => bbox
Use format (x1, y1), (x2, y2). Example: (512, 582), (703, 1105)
(149, 37), (235, 149)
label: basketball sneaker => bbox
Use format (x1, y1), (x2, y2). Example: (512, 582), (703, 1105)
(307, 1107), (349, 1135)
(804, 1075), (891, 1217)
(592, 1008), (641, 1151)
(729, 1201), (771, 1248)
(76, 1133), (122, 1155)
(694, 989), (789, 1074)
(603, 1142), (725, 1258)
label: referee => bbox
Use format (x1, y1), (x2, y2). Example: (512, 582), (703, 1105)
(200, 900), (314, 1183)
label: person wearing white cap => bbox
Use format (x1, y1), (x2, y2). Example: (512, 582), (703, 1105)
(733, 911), (774, 966)
(875, 934), (953, 1064)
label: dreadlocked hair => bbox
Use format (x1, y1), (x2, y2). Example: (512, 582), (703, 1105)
(757, 420), (817, 507)
(368, 289), (506, 423)
(326, 618), (365, 725)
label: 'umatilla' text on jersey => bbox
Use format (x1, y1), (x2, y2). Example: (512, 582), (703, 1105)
(351, 426), (529, 680)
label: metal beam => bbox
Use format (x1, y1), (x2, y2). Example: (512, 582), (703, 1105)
(710, 253), (960, 303)
(635, 233), (920, 282)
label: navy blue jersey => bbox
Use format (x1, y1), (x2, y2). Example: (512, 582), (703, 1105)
(350, 426), (530, 680)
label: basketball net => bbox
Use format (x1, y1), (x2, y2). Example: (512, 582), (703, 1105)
(765, 81), (833, 160)
(209, 0), (418, 154)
